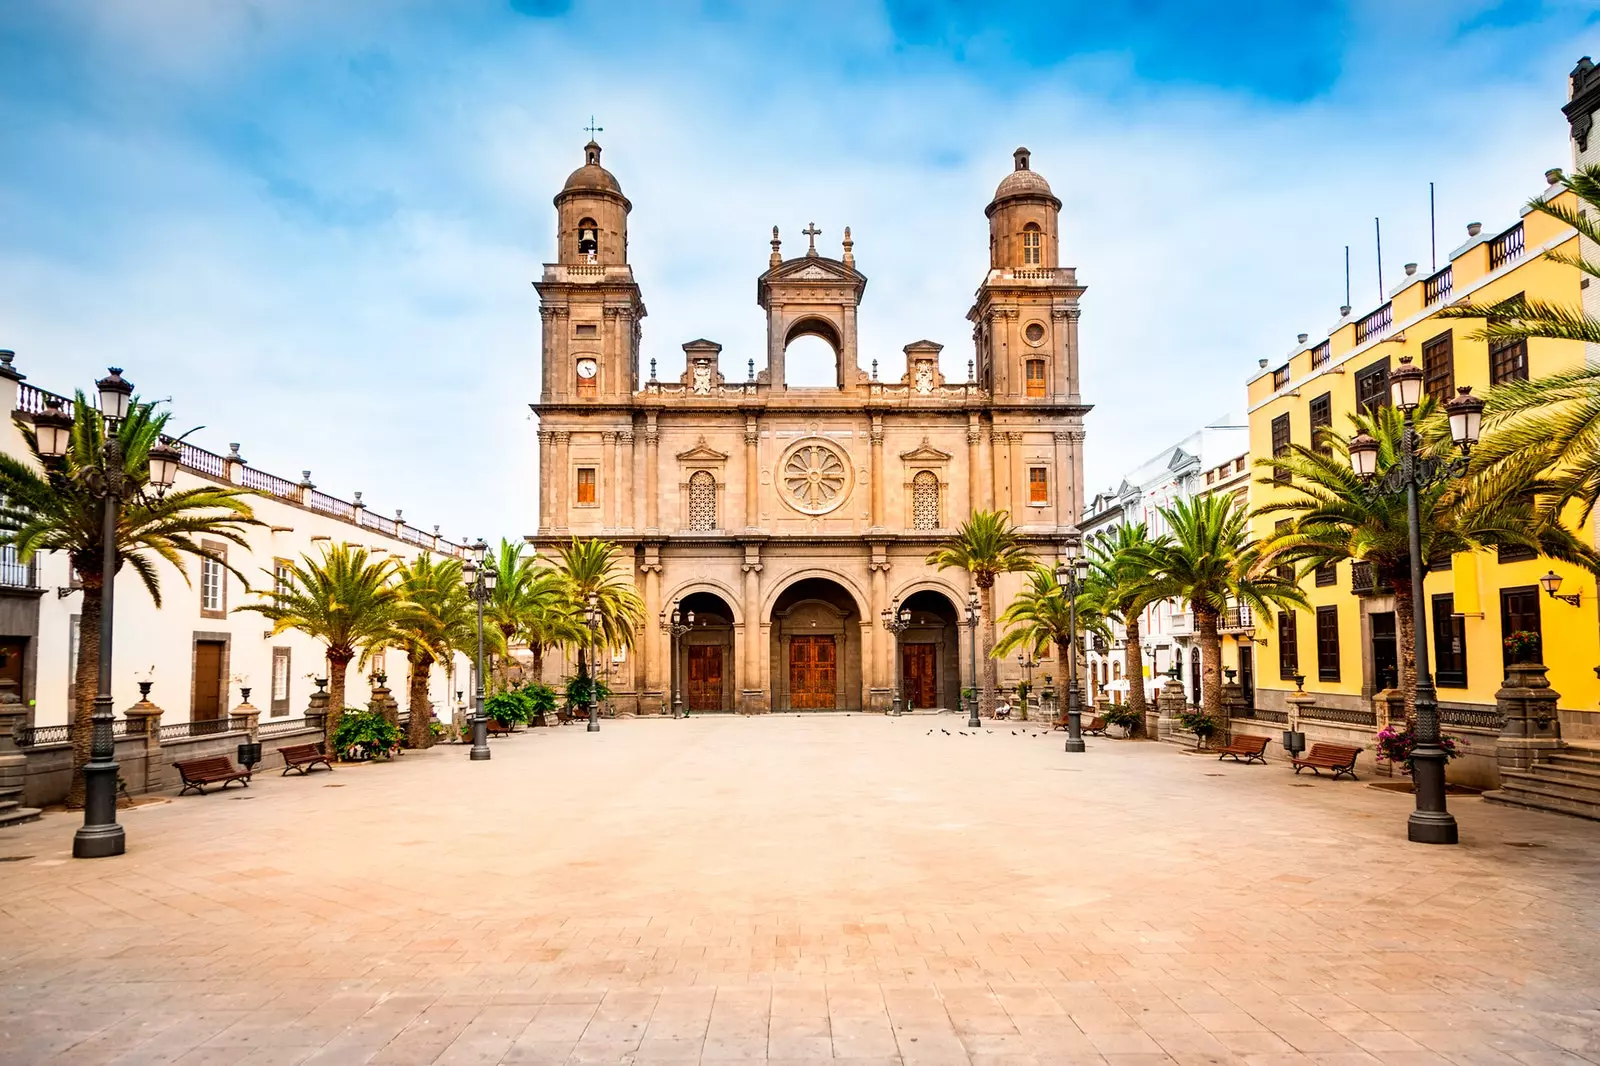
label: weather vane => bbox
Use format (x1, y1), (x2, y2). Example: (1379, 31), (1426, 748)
(584, 115), (603, 139)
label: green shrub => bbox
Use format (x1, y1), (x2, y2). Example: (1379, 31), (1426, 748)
(332, 708), (402, 761)
(1176, 708), (1217, 748)
(522, 682), (557, 717)
(564, 675), (611, 709)
(1103, 704), (1143, 735)
(485, 689), (530, 726)
(429, 719), (449, 740)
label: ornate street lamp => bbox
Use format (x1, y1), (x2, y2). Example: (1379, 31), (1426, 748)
(1346, 356), (1482, 845)
(1016, 650), (1037, 721)
(880, 601), (912, 714)
(28, 369), (179, 858)
(465, 538), (494, 761)
(584, 592), (602, 731)
(964, 589), (981, 728)
(660, 603), (693, 718)
(1054, 529), (1091, 754)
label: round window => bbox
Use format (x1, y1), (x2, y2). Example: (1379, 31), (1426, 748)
(778, 438), (854, 516)
(1024, 322), (1046, 346)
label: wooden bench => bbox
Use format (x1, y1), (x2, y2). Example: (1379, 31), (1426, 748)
(278, 743), (332, 776)
(1216, 733), (1270, 765)
(486, 719), (515, 736)
(173, 755), (252, 796)
(1291, 742), (1362, 780)
(1082, 715), (1108, 737)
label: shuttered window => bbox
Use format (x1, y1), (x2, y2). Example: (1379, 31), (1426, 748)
(1308, 393), (1332, 454)
(1422, 331), (1454, 403)
(576, 468), (597, 505)
(1028, 467), (1049, 505)
(1315, 605), (1340, 682)
(1355, 358), (1390, 415)
(1432, 594), (1467, 688)
(1271, 413), (1291, 483)
(1278, 610), (1299, 680)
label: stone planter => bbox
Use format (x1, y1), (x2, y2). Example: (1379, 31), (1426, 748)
(1495, 661), (1562, 777)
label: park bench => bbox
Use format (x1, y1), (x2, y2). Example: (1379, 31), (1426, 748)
(173, 755), (252, 796)
(1291, 742), (1362, 780)
(1082, 715), (1108, 737)
(278, 742), (333, 776)
(486, 719), (515, 736)
(1215, 734), (1270, 765)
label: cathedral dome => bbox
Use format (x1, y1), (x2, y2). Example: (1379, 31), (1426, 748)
(560, 141), (624, 198)
(991, 146), (1058, 205)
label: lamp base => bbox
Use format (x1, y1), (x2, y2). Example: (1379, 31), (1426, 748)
(1407, 810), (1459, 845)
(72, 822), (125, 859)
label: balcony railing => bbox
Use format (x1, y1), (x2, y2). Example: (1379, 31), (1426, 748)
(1424, 265), (1453, 305)
(239, 464), (302, 501)
(1356, 303), (1393, 344)
(0, 549), (38, 589)
(1271, 365), (1290, 390)
(1309, 341), (1331, 369)
(17, 383), (73, 417)
(1350, 561), (1393, 596)
(180, 442), (227, 479)
(157, 718), (239, 741)
(1219, 605), (1254, 633)
(1488, 222), (1525, 272)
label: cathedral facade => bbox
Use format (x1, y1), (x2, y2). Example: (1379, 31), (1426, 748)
(530, 141), (1089, 714)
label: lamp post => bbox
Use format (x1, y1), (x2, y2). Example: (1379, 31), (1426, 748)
(964, 590), (981, 728)
(1016, 651), (1036, 721)
(583, 592), (601, 731)
(880, 601), (912, 714)
(465, 538), (495, 761)
(659, 603), (693, 717)
(28, 371), (180, 858)
(1347, 359), (1483, 845)
(1054, 529), (1091, 754)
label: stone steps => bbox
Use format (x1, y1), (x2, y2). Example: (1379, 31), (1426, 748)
(1484, 763), (1600, 823)
(0, 790), (41, 829)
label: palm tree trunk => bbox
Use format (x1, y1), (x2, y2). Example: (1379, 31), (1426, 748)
(979, 583), (997, 715)
(407, 654), (433, 749)
(1195, 607), (1224, 745)
(1391, 575), (1418, 726)
(528, 641), (544, 683)
(326, 651), (353, 754)
(1125, 616), (1148, 724)
(66, 582), (103, 810)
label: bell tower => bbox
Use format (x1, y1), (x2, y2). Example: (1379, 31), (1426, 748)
(535, 140), (646, 405)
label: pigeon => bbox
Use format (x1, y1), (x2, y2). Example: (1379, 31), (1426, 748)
(941, 729), (950, 735)
(926, 729), (933, 735)
(1011, 731), (1017, 735)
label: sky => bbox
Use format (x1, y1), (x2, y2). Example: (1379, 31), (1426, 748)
(1, 0), (1597, 539)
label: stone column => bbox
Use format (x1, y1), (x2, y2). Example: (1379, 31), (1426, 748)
(552, 430), (571, 533)
(305, 679), (330, 741)
(645, 415), (660, 532)
(1219, 679), (1245, 742)
(1156, 674), (1186, 741)
(744, 416), (760, 530)
(601, 430), (618, 530)
(536, 430), (553, 533)
(741, 544), (764, 712)
(1495, 661), (1563, 778)
(230, 692), (261, 741)
(1062, 307), (1082, 398)
(0, 679), (38, 819)
(869, 552), (889, 708)
(1286, 691), (1316, 757)
(966, 416), (982, 517)
(620, 429), (636, 532)
(980, 423), (996, 511)
(1065, 427), (1086, 529)
(124, 685), (165, 793)
(641, 547), (664, 712)
(1053, 430), (1071, 528)
(1006, 431), (1023, 516)
(869, 416), (885, 528)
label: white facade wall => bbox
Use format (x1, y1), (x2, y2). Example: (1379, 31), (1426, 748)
(1, 366), (473, 729)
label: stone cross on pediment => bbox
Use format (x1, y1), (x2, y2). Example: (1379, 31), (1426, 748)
(802, 222), (821, 256)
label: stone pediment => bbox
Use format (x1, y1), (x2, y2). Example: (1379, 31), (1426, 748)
(675, 437), (730, 464)
(899, 438), (953, 463)
(764, 256), (864, 284)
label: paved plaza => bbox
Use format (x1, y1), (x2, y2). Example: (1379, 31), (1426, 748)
(3, 716), (1600, 1065)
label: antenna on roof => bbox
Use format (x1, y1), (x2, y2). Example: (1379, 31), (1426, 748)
(1344, 245), (1351, 310)
(1429, 182), (1437, 273)
(1375, 217), (1384, 300)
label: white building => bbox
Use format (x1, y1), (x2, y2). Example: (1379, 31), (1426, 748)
(1079, 414), (1250, 708)
(0, 353), (473, 731)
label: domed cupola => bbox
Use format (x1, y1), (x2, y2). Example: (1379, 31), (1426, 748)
(985, 147), (1061, 271)
(554, 141), (631, 266)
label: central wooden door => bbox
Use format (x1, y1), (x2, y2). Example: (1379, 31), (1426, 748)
(788, 636), (837, 709)
(901, 643), (937, 709)
(687, 645), (723, 712)
(192, 640), (226, 721)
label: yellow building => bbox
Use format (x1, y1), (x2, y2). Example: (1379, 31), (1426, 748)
(1244, 169), (1596, 780)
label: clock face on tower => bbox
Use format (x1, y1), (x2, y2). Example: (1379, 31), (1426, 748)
(576, 358), (598, 380)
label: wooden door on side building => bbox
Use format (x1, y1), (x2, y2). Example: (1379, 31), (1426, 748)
(192, 639), (226, 721)
(687, 645), (723, 712)
(788, 636), (836, 709)
(901, 643), (937, 709)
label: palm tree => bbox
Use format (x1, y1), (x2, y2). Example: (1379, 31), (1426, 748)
(384, 553), (481, 749)
(1257, 401), (1598, 721)
(1436, 164), (1600, 520)
(1086, 523), (1167, 725)
(239, 544), (403, 743)
(995, 567), (1075, 691)
(548, 537), (646, 694)
(0, 393), (259, 807)
(1130, 494), (1306, 732)
(482, 539), (544, 688)
(926, 510), (1034, 714)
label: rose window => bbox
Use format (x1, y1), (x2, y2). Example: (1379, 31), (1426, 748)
(780, 440), (851, 515)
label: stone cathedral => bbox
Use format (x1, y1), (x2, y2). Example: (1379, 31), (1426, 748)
(530, 140), (1089, 714)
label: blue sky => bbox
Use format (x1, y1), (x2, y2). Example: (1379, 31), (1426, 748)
(1, 0), (1595, 538)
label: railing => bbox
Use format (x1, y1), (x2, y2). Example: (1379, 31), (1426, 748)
(16, 383), (73, 417)
(239, 465), (302, 501)
(1424, 265), (1453, 305)
(308, 490), (356, 520)
(360, 509), (399, 537)
(1442, 707), (1503, 730)
(1006, 268), (1055, 280)
(1219, 605), (1254, 633)
(157, 718), (238, 741)
(1236, 706), (1288, 724)
(1271, 365), (1290, 390)
(1355, 303), (1392, 344)
(0, 549), (38, 589)
(400, 524), (433, 548)
(180, 442), (228, 479)
(1310, 341), (1331, 368)
(16, 723), (72, 746)
(1488, 222), (1525, 271)
(1349, 561), (1392, 596)
(259, 717), (313, 737)
(1302, 705), (1377, 727)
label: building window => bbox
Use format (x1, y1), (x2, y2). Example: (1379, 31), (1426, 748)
(1497, 543), (1537, 564)
(1028, 467), (1049, 505)
(1025, 359), (1046, 397)
(1489, 338), (1528, 385)
(270, 647), (292, 717)
(1308, 393), (1332, 454)
(912, 471), (940, 530)
(1432, 594), (1467, 688)
(1270, 413), (1291, 483)
(67, 614), (79, 705)
(577, 217), (599, 259)
(687, 471), (717, 531)
(576, 468), (597, 506)
(1500, 585), (1542, 667)
(1315, 605), (1340, 682)
(1314, 562), (1337, 587)
(1278, 609), (1299, 680)
(574, 323), (598, 337)
(1422, 331), (1454, 403)
(200, 544), (226, 618)
(273, 558), (293, 608)
(1022, 223), (1041, 266)
(1355, 358), (1390, 415)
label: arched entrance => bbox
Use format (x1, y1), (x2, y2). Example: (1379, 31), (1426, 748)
(893, 589), (960, 711)
(676, 591), (737, 713)
(770, 577), (863, 710)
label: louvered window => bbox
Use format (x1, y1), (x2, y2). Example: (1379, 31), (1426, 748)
(912, 471), (939, 530)
(687, 471), (716, 531)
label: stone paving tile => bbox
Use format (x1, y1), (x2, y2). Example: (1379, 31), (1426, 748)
(4, 715), (1600, 1064)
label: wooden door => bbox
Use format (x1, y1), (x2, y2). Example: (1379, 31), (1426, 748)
(1369, 613), (1398, 692)
(192, 640), (225, 721)
(687, 645), (723, 711)
(901, 643), (937, 709)
(0, 638), (24, 695)
(788, 636), (837, 709)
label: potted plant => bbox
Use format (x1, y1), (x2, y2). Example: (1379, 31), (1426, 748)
(1103, 703), (1143, 737)
(1504, 630), (1541, 664)
(1375, 724), (1461, 774)
(1177, 708), (1217, 750)
(331, 708), (402, 761)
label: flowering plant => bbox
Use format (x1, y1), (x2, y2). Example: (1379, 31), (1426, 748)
(1375, 725), (1460, 773)
(1503, 631), (1541, 663)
